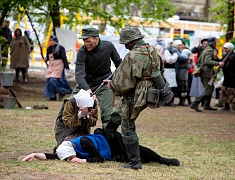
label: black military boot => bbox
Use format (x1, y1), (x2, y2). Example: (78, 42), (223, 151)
(121, 142), (142, 170)
(178, 97), (186, 106)
(159, 157), (180, 166)
(104, 120), (119, 140)
(204, 95), (217, 110)
(190, 94), (205, 112)
(221, 103), (230, 110)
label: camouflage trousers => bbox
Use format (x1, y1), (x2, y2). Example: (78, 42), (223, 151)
(73, 84), (114, 123)
(111, 99), (140, 145)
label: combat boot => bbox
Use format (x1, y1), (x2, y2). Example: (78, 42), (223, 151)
(104, 120), (119, 140)
(204, 95), (217, 110)
(190, 94), (205, 112)
(159, 157), (180, 166)
(121, 142), (142, 170)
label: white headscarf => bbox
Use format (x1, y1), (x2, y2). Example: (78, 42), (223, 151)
(166, 38), (173, 45)
(56, 141), (76, 160)
(73, 89), (94, 108)
(223, 42), (234, 51)
(173, 40), (182, 47)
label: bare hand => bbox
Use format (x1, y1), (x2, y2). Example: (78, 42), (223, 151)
(80, 108), (89, 116)
(103, 80), (111, 89)
(22, 153), (35, 162)
(70, 157), (87, 163)
(219, 62), (224, 67)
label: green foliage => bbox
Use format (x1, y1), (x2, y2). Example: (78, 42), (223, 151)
(0, 35), (8, 54)
(1, 0), (176, 32)
(210, 0), (234, 41)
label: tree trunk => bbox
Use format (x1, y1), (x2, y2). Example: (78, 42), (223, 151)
(203, 0), (210, 22)
(0, 2), (12, 26)
(98, 3), (107, 33)
(49, 0), (60, 35)
(225, 1), (234, 41)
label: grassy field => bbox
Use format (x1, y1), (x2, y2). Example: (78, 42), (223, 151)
(0, 76), (235, 180)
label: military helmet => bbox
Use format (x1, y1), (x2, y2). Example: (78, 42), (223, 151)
(207, 37), (217, 46)
(119, 27), (144, 44)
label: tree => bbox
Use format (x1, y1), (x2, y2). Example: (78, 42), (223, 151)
(210, 0), (234, 42)
(19, 0), (175, 34)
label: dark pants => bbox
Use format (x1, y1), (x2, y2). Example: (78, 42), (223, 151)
(15, 68), (26, 81)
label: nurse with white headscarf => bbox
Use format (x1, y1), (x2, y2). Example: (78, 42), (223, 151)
(163, 39), (179, 106)
(54, 89), (98, 147)
(220, 42), (235, 111)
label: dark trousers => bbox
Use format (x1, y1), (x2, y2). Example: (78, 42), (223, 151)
(15, 68), (26, 81)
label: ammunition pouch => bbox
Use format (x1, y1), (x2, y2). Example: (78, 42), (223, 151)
(160, 82), (174, 104)
(147, 87), (160, 108)
(147, 71), (174, 107)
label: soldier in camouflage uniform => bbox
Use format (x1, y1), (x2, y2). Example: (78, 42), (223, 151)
(104, 27), (175, 169)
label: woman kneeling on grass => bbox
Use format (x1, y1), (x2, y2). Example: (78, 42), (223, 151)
(22, 128), (180, 166)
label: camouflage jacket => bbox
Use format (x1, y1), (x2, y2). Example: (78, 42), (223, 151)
(110, 40), (162, 119)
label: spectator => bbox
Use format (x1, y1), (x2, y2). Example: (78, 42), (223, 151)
(191, 38), (208, 60)
(173, 39), (189, 106)
(163, 39), (178, 106)
(220, 42), (235, 112)
(44, 35), (72, 101)
(0, 20), (12, 59)
(10, 28), (30, 83)
(181, 49), (193, 105)
(24, 30), (34, 77)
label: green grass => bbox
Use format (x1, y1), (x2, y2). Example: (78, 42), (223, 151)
(0, 98), (235, 180)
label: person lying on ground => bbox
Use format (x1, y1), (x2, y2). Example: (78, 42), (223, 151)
(22, 128), (180, 166)
(22, 133), (112, 163)
(95, 128), (180, 166)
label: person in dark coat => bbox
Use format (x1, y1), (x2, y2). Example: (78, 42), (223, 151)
(220, 42), (235, 111)
(191, 38), (208, 60)
(0, 20), (12, 59)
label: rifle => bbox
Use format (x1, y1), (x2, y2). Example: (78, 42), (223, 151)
(90, 72), (115, 97)
(208, 50), (232, 86)
(9, 88), (23, 108)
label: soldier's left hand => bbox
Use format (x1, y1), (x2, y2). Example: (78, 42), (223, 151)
(103, 80), (111, 89)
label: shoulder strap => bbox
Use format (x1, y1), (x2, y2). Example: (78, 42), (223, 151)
(146, 44), (164, 74)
